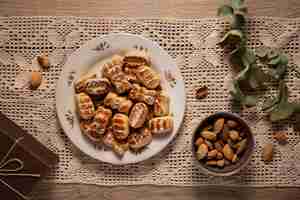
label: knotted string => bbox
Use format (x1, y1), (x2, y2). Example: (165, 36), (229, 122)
(0, 136), (41, 200)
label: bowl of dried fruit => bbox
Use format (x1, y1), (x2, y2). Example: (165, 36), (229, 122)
(192, 112), (255, 176)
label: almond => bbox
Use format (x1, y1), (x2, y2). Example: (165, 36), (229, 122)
(232, 154), (239, 163)
(223, 144), (234, 161)
(201, 130), (217, 141)
(229, 130), (240, 141)
(196, 143), (208, 160)
(273, 132), (288, 144)
(30, 71), (42, 89)
(227, 120), (239, 128)
(236, 139), (247, 155)
(262, 143), (273, 162)
(216, 152), (224, 160)
(206, 160), (217, 166)
(207, 149), (218, 159)
(216, 159), (225, 167)
(37, 55), (50, 69)
(221, 124), (230, 141)
(214, 118), (225, 134)
(195, 137), (205, 146)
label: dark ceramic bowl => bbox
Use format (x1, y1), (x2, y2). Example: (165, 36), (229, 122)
(192, 112), (255, 176)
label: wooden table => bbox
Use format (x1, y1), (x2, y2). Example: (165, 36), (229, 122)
(1, 0), (300, 199)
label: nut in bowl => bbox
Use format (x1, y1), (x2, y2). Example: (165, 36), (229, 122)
(192, 112), (255, 176)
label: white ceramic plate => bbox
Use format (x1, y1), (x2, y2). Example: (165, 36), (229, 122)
(56, 33), (186, 165)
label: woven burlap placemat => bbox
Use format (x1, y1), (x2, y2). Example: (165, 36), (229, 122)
(1, 16), (300, 186)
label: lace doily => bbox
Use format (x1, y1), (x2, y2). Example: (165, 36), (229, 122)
(1, 16), (300, 186)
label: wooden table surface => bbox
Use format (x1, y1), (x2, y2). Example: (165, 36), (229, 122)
(1, 0), (300, 199)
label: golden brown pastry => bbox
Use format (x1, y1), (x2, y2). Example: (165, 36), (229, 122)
(154, 91), (170, 117)
(128, 84), (157, 105)
(84, 78), (111, 96)
(113, 79), (132, 94)
(129, 103), (149, 128)
(128, 128), (152, 150)
(118, 99), (133, 114)
(102, 64), (132, 94)
(104, 92), (133, 114)
(123, 49), (150, 67)
(112, 140), (129, 157)
(76, 93), (95, 120)
(149, 116), (174, 135)
(136, 65), (160, 89)
(102, 126), (115, 147)
(93, 106), (112, 135)
(124, 66), (139, 83)
(111, 54), (124, 65)
(74, 74), (97, 93)
(80, 121), (101, 142)
(112, 113), (130, 140)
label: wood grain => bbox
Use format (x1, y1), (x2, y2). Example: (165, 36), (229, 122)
(0, 0), (300, 18)
(32, 183), (300, 200)
(1, 0), (300, 199)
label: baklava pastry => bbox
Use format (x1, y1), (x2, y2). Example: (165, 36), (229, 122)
(74, 74), (97, 93)
(104, 92), (119, 109)
(93, 106), (112, 135)
(128, 84), (157, 105)
(76, 93), (95, 120)
(112, 140), (129, 157)
(128, 128), (152, 150)
(85, 78), (111, 96)
(103, 126), (115, 147)
(104, 92), (133, 114)
(80, 121), (101, 142)
(136, 65), (160, 89)
(124, 66), (139, 83)
(111, 54), (124, 65)
(112, 113), (130, 140)
(123, 49), (150, 67)
(118, 99), (133, 114)
(113, 79), (132, 94)
(102, 63), (123, 80)
(102, 64), (132, 94)
(129, 103), (149, 128)
(154, 92), (170, 117)
(149, 116), (174, 135)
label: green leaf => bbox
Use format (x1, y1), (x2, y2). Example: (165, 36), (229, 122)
(219, 29), (243, 46)
(218, 5), (234, 16)
(230, 69), (258, 107)
(255, 46), (269, 58)
(248, 65), (268, 89)
(243, 95), (258, 107)
(235, 61), (250, 81)
(268, 65), (286, 80)
(279, 80), (288, 103)
(241, 48), (256, 66)
(231, 0), (244, 9)
(270, 102), (295, 122)
(268, 56), (281, 66)
(269, 81), (296, 122)
(279, 54), (288, 65)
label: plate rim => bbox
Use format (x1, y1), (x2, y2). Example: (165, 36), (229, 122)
(55, 32), (186, 165)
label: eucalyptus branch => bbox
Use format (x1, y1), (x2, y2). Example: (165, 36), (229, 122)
(218, 0), (300, 121)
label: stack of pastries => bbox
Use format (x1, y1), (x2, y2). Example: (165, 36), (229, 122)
(74, 49), (174, 157)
